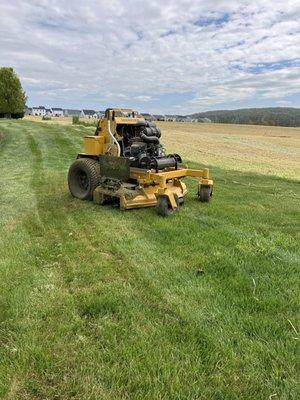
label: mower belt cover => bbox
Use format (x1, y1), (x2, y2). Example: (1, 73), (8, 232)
(99, 155), (130, 181)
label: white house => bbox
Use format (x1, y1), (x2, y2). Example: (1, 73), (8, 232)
(64, 109), (82, 117)
(51, 107), (64, 117)
(81, 109), (97, 118)
(32, 106), (46, 116)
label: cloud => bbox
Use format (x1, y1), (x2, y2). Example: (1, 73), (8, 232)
(134, 95), (154, 102)
(0, 0), (299, 113)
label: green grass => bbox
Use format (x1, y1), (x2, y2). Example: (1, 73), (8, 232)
(0, 120), (299, 399)
(72, 116), (98, 127)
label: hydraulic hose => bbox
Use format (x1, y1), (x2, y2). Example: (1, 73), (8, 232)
(107, 120), (121, 156)
(140, 133), (160, 143)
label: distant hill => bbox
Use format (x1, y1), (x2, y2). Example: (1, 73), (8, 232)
(189, 107), (300, 127)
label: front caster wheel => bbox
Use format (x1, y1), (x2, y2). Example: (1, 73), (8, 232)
(156, 194), (179, 217)
(198, 185), (212, 202)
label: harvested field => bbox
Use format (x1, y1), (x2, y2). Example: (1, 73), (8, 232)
(25, 116), (300, 179)
(158, 122), (300, 180)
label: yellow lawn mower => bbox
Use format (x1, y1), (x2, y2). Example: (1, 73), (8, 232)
(68, 108), (213, 216)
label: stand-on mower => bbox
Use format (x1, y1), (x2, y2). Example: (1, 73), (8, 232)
(68, 108), (213, 216)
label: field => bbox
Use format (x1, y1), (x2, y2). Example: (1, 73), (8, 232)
(24, 116), (300, 179)
(0, 119), (299, 399)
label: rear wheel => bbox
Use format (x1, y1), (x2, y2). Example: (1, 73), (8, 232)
(68, 158), (101, 200)
(156, 194), (179, 217)
(198, 185), (212, 202)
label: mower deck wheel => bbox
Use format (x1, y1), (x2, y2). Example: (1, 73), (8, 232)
(198, 185), (212, 202)
(156, 194), (179, 217)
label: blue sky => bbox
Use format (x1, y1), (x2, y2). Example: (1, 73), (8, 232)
(0, 0), (299, 114)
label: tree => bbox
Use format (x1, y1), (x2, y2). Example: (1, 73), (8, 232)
(0, 67), (27, 118)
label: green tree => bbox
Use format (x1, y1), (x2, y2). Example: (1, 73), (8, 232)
(0, 67), (27, 118)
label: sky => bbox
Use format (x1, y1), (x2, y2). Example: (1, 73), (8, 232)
(0, 0), (299, 114)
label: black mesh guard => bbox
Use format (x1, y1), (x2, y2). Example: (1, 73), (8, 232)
(99, 155), (130, 181)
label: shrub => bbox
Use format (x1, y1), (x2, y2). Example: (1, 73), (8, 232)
(72, 116), (80, 124)
(72, 116), (97, 127)
(42, 115), (52, 121)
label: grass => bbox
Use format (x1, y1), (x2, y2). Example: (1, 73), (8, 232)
(72, 116), (98, 127)
(0, 119), (299, 399)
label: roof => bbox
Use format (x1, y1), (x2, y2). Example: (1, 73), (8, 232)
(52, 107), (63, 111)
(32, 106), (45, 109)
(82, 109), (96, 115)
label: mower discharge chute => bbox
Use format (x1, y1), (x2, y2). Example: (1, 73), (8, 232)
(68, 108), (213, 216)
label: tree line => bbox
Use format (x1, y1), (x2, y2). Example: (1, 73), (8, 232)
(190, 107), (300, 127)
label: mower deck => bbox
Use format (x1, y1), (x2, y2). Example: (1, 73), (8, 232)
(93, 166), (213, 213)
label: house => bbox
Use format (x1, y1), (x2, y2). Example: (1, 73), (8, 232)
(45, 109), (52, 116)
(198, 117), (212, 123)
(32, 106), (46, 116)
(64, 109), (81, 117)
(51, 107), (64, 117)
(141, 113), (155, 121)
(24, 106), (32, 115)
(96, 111), (105, 119)
(175, 116), (196, 122)
(81, 109), (97, 118)
(165, 115), (177, 122)
(154, 115), (166, 121)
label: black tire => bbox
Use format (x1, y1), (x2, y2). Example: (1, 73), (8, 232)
(198, 185), (212, 202)
(178, 196), (184, 206)
(156, 194), (179, 217)
(68, 158), (101, 200)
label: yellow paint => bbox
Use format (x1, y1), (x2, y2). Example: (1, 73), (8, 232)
(83, 136), (104, 155)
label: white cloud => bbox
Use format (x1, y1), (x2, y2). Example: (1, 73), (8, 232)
(0, 0), (299, 113)
(134, 95), (153, 102)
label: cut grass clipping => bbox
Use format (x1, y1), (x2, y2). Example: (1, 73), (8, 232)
(0, 119), (299, 399)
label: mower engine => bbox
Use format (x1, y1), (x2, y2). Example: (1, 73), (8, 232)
(119, 121), (182, 171)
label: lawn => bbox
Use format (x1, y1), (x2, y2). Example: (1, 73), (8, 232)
(0, 119), (299, 399)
